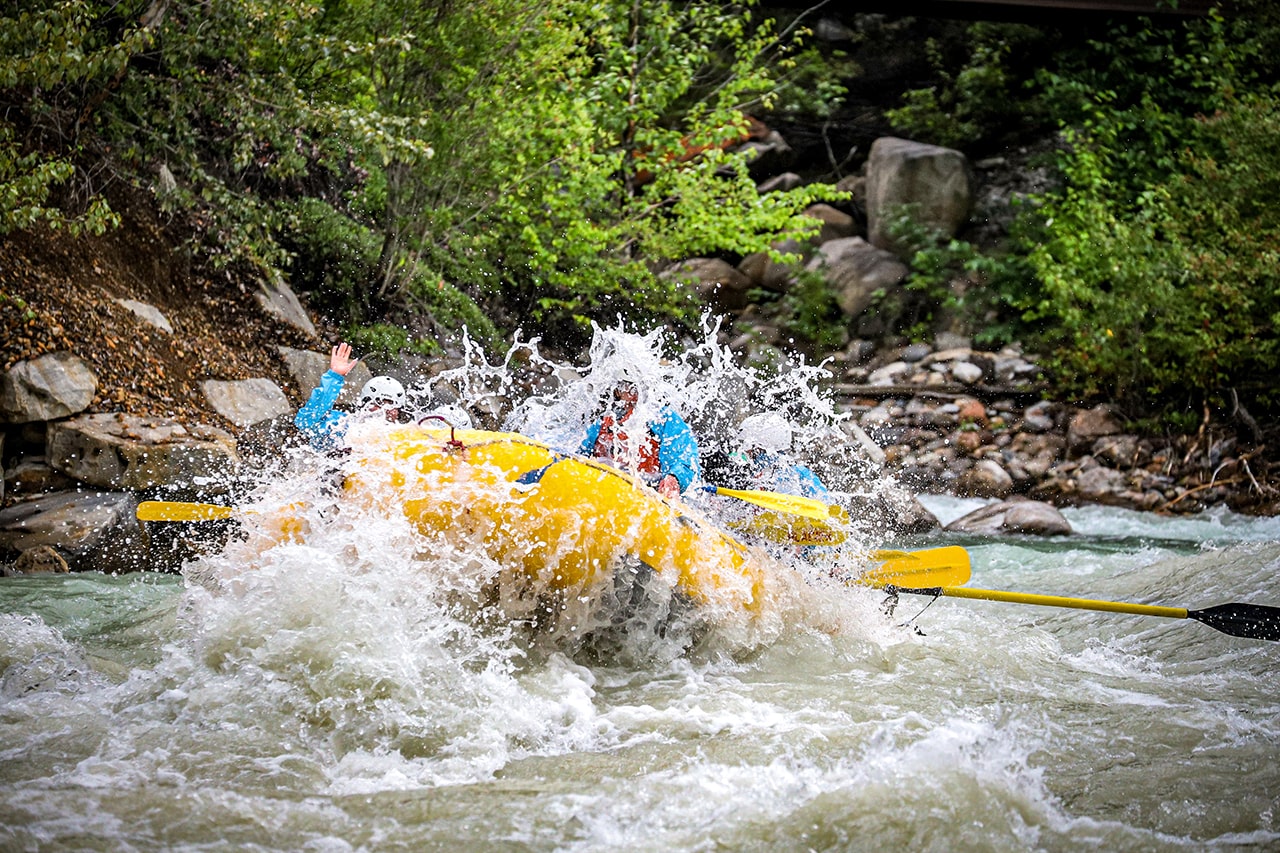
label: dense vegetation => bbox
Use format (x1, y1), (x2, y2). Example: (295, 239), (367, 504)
(0, 0), (842, 356)
(2, 1), (1278, 419)
(885, 3), (1280, 418)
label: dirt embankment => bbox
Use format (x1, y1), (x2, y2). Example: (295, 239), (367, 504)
(1, 184), (325, 431)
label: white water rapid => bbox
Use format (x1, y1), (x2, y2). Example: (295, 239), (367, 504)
(2, 325), (1277, 851)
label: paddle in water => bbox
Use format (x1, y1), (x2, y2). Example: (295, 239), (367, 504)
(136, 500), (308, 540)
(864, 562), (1280, 643)
(137, 501), (239, 522)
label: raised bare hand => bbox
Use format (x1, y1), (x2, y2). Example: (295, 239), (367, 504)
(330, 342), (359, 376)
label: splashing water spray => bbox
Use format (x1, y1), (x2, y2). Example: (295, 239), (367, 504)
(184, 318), (907, 676)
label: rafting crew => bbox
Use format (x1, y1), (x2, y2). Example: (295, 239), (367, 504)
(697, 412), (839, 558)
(579, 380), (700, 499)
(294, 342), (477, 451)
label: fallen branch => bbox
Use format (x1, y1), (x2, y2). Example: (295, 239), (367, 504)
(1158, 475), (1245, 513)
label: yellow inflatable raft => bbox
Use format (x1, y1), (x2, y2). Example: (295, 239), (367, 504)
(342, 425), (769, 617)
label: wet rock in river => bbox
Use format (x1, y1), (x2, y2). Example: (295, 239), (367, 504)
(0, 490), (149, 574)
(946, 498), (1071, 536)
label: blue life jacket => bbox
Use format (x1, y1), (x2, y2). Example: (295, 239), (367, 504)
(579, 406), (700, 492)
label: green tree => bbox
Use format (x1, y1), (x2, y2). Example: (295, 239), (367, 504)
(886, 22), (1049, 152)
(3, 0), (848, 356)
(0, 0), (156, 234)
(343, 0), (843, 347)
(1025, 6), (1280, 410)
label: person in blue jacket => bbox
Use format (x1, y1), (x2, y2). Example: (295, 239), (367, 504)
(295, 341), (406, 450)
(730, 412), (829, 499)
(579, 381), (699, 500)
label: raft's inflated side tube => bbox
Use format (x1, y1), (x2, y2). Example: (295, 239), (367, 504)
(342, 426), (766, 613)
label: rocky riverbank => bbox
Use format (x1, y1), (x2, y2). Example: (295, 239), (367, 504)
(825, 339), (1279, 518)
(2, 136), (1277, 576)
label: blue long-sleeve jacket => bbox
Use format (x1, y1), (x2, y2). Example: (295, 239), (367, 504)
(579, 407), (701, 493)
(748, 451), (830, 499)
(294, 369), (348, 450)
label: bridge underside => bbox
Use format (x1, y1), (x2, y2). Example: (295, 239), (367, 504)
(816, 0), (1216, 22)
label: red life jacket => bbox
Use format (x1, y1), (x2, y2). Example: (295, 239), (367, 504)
(592, 415), (660, 475)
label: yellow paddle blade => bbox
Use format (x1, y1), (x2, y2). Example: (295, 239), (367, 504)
(136, 501), (237, 522)
(858, 546), (972, 589)
(729, 510), (847, 546)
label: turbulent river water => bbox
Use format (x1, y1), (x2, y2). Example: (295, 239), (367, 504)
(2, 329), (1279, 851)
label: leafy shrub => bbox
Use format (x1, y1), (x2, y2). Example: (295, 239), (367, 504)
(0, 0), (149, 236)
(0, 126), (118, 236)
(1027, 91), (1280, 407)
(886, 23), (1050, 151)
(282, 198), (501, 356)
(770, 269), (848, 355)
(883, 205), (1037, 346)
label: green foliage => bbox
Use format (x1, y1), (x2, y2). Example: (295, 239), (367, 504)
(281, 198), (383, 316)
(0, 125), (118, 235)
(770, 43), (855, 120)
(1027, 83), (1280, 406)
(344, 323), (440, 360)
(282, 198), (501, 353)
(0, 0), (152, 235)
(104, 0), (400, 272)
(1, 0), (848, 358)
(402, 272), (502, 354)
(883, 205), (1037, 346)
(1034, 8), (1267, 202)
(384, 0), (844, 349)
(777, 269), (848, 354)
(886, 23), (1049, 151)
(0, 1), (151, 91)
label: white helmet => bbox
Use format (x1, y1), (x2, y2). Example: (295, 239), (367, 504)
(738, 413), (792, 453)
(423, 403), (473, 429)
(359, 375), (406, 409)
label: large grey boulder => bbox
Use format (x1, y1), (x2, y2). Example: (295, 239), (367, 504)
(805, 237), (908, 319)
(866, 137), (973, 253)
(946, 498), (1072, 536)
(201, 377), (292, 427)
(663, 258), (755, 311)
(46, 412), (239, 491)
(0, 490), (149, 573)
(0, 351), (98, 423)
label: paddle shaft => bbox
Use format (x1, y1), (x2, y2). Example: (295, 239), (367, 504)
(705, 484), (839, 521)
(915, 585), (1187, 618)
(889, 584), (1280, 641)
(137, 500), (238, 522)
